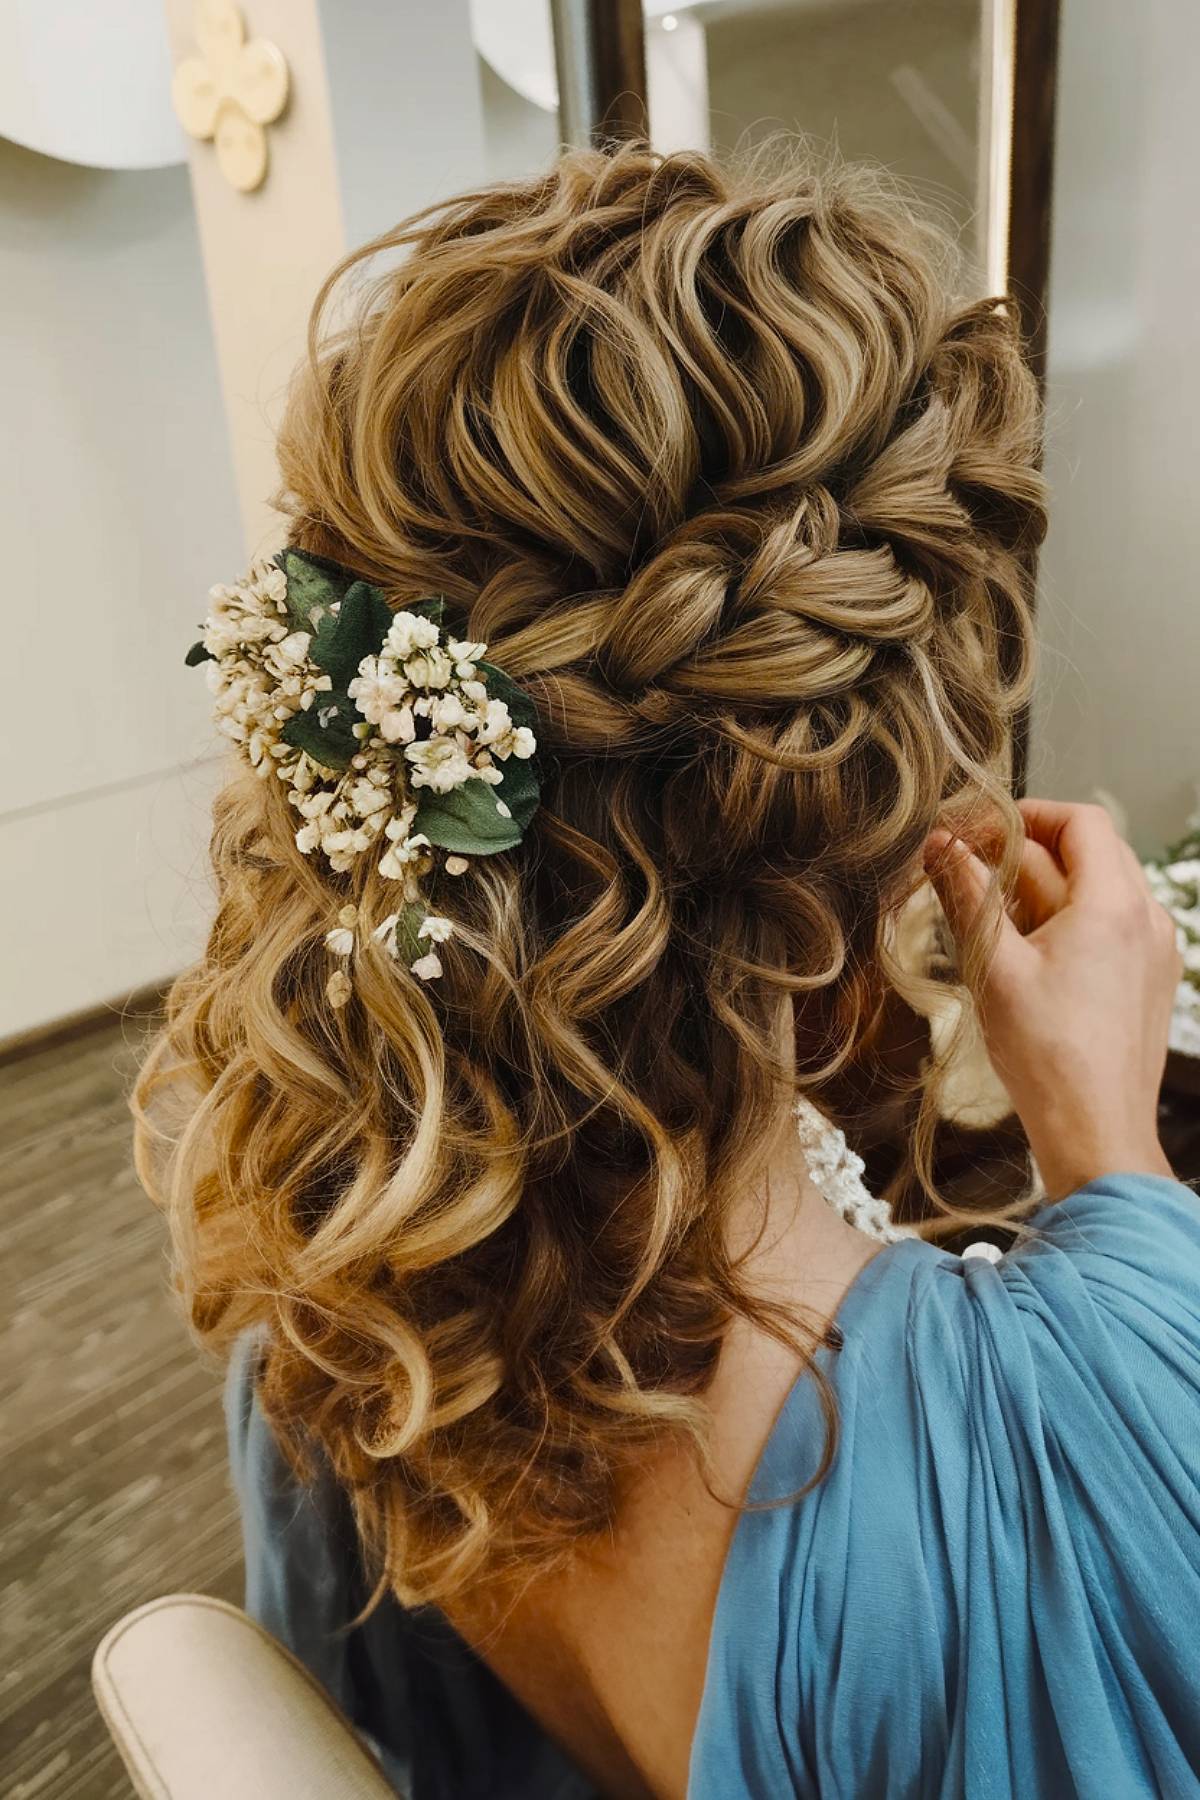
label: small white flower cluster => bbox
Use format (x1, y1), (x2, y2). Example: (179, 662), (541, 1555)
(200, 559), (536, 993)
(321, 902), (455, 999)
(1145, 842), (1200, 1059)
(202, 562), (332, 770)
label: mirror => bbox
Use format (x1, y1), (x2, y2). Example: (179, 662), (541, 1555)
(646, 0), (998, 291)
(538, 0), (1055, 349)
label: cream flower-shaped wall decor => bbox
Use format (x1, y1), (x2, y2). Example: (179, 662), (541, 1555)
(171, 0), (289, 193)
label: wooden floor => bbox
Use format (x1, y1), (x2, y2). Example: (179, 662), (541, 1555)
(0, 1018), (243, 1800)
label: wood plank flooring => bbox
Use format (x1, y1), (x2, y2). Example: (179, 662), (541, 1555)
(1, 1018), (243, 1800)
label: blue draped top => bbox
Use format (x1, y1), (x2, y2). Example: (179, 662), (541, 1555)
(690, 1173), (1200, 1799)
(228, 1172), (1200, 1799)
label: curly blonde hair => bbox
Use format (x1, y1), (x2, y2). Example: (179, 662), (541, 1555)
(135, 144), (1046, 1608)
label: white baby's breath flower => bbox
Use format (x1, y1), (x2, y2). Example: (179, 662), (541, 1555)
(411, 951), (443, 981)
(475, 700), (536, 761)
(338, 904), (359, 927)
(373, 913), (400, 957)
(296, 789), (335, 819)
(378, 702), (416, 744)
(259, 565), (289, 606)
(247, 728), (271, 768)
(269, 631), (311, 671)
(386, 611), (441, 660)
(380, 841), (427, 881)
(418, 915), (453, 944)
(202, 619), (243, 660)
(447, 637), (487, 677)
(430, 693), (468, 731)
(349, 778), (392, 818)
(475, 698), (513, 745)
(405, 647), (454, 690)
(445, 855), (469, 876)
(325, 926), (355, 956)
(348, 656), (408, 726)
(404, 737), (474, 793)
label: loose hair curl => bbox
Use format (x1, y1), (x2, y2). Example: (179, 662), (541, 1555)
(136, 144), (1047, 1608)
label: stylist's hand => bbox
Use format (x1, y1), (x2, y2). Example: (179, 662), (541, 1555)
(925, 799), (1180, 1199)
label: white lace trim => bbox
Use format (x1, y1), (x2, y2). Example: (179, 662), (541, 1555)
(794, 1097), (911, 1244)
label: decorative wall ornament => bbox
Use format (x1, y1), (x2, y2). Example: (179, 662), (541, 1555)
(171, 0), (289, 193)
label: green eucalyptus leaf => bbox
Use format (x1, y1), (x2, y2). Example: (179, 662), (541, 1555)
(274, 546), (357, 630)
(310, 581), (394, 688)
(393, 904), (427, 966)
(185, 639), (213, 667)
(279, 691), (361, 771)
(414, 758), (540, 856)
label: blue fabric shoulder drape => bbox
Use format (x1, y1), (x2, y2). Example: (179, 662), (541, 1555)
(690, 1174), (1200, 1799)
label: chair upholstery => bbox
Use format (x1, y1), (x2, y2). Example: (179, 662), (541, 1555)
(92, 1594), (398, 1799)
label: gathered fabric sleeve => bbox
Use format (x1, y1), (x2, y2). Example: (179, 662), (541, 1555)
(690, 1174), (1200, 1800)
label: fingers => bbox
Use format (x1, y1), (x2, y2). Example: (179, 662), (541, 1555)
(924, 831), (1004, 943)
(927, 799), (1164, 974)
(1016, 798), (1130, 893)
(1012, 837), (1069, 930)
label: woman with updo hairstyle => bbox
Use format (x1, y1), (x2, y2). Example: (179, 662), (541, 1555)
(136, 145), (1200, 1798)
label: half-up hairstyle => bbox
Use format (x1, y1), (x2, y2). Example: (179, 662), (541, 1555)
(135, 143), (1047, 1607)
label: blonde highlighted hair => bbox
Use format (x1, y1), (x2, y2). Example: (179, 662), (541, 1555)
(136, 143), (1046, 1607)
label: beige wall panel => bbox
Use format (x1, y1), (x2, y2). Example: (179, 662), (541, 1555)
(163, 0), (346, 556)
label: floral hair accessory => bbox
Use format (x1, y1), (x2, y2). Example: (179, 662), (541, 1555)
(187, 548), (539, 984)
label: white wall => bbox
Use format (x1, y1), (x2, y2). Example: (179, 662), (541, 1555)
(478, 56), (559, 182)
(318, 0), (487, 248)
(0, 141), (242, 1037)
(1031, 0), (1200, 854)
